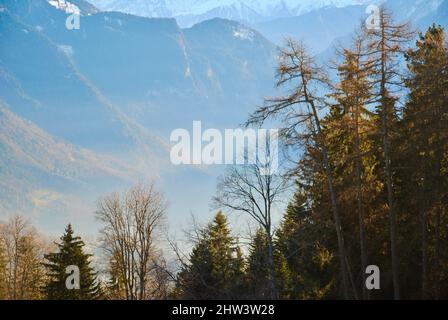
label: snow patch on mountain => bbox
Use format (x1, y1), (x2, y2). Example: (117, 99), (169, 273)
(233, 26), (254, 41)
(48, 0), (81, 15)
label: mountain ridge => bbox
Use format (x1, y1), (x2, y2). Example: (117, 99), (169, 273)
(0, 0), (279, 232)
(89, 0), (374, 26)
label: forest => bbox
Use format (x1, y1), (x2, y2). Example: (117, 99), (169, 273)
(0, 7), (447, 300)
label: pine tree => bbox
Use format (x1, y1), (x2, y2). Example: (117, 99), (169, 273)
(43, 224), (100, 300)
(402, 25), (448, 299)
(246, 229), (291, 299)
(176, 212), (245, 299)
(276, 189), (335, 299)
(246, 229), (272, 299)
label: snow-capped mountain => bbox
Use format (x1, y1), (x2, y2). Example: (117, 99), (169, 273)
(1, 0), (446, 234)
(85, 0), (448, 52)
(89, 0), (374, 26)
(0, 0), (279, 232)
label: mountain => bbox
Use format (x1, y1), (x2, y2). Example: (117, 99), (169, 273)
(0, 0), (278, 233)
(89, 0), (373, 27)
(387, 0), (448, 32)
(87, 0), (448, 54)
(0, 6), (131, 152)
(1, 0), (446, 234)
(0, 102), (137, 233)
(2, 0), (278, 127)
(317, 0), (448, 62)
(257, 0), (447, 51)
(255, 5), (367, 52)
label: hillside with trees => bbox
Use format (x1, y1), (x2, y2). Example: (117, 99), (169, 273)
(0, 6), (447, 300)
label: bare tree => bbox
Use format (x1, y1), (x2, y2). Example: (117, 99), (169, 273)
(96, 183), (168, 300)
(213, 146), (289, 299)
(0, 215), (46, 300)
(246, 39), (354, 299)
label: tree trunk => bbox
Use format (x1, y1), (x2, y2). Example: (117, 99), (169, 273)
(307, 95), (350, 300)
(434, 205), (441, 299)
(266, 233), (279, 300)
(421, 204), (428, 299)
(380, 20), (400, 299)
(382, 99), (400, 300)
(354, 102), (369, 300)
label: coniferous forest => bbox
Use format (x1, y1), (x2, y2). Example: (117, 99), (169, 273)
(0, 4), (447, 302)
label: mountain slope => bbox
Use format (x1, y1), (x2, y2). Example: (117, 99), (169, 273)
(0, 3), (173, 172)
(0, 102), (138, 233)
(2, 0), (278, 129)
(0, 6), (132, 152)
(0, 0), (279, 232)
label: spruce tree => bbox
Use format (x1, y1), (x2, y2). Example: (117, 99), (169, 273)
(43, 224), (100, 300)
(402, 25), (448, 298)
(246, 229), (291, 299)
(246, 229), (272, 299)
(276, 190), (335, 299)
(176, 212), (245, 299)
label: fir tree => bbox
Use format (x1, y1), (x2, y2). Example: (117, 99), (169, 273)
(276, 190), (335, 299)
(176, 212), (245, 299)
(246, 229), (292, 299)
(402, 25), (448, 298)
(43, 224), (100, 300)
